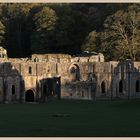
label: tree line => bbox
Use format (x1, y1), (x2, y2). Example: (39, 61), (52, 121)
(0, 3), (139, 61)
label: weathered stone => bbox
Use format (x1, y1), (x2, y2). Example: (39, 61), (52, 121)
(0, 47), (139, 103)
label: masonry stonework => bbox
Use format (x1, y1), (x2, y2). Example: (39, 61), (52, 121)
(0, 47), (140, 103)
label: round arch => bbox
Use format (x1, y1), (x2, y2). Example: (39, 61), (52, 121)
(69, 63), (80, 82)
(69, 63), (80, 72)
(101, 81), (106, 93)
(25, 89), (34, 102)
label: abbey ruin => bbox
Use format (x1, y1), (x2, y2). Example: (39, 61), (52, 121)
(0, 46), (140, 103)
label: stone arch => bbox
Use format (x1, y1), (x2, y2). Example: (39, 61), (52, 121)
(101, 81), (106, 93)
(136, 80), (140, 92)
(25, 89), (34, 102)
(69, 64), (80, 82)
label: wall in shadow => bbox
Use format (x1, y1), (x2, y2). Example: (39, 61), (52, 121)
(0, 62), (25, 103)
(111, 60), (140, 100)
(39, 77), (61, 102)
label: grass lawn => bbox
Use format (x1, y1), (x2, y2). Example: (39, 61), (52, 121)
(0, 99), (140, 137)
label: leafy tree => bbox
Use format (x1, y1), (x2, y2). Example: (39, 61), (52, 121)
(51, 4), (88, 54)
(0, 21), (5, 45)
(100, 4), (140, 61)
(0, 3), (133, 59)
(31, 6), (58, 54)
(81, 31), (99, 52)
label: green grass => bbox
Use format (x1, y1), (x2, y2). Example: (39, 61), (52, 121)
(0, 99), (140, 136)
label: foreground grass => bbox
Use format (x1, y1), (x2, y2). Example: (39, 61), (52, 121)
(0, 99), (140, 136)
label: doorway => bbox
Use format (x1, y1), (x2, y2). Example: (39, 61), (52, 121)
(25, 90), (34, 102)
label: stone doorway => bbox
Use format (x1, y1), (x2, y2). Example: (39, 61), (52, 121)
(25, 90), (34, 102)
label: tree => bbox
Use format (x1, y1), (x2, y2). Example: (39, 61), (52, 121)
(81, 31), (99, 52)
(0, 3), (132, 58)
(50, 4), (88, 55)
(0, 21), (5, 46)
(100, 4), (140, 61)
(2, 4), (36, 57)
(31, 6), (57, 54)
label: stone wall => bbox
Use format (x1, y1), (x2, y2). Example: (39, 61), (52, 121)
(0, 48), (139, 102)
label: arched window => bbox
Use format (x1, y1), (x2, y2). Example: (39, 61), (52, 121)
(12, 85), (15, 95)
(99, 56), (100, 62)
(101, 81), (106, 93)
(47, 66), (50, 73)
(70, 67), (76, 73)
(69, 64), (80, 82)
(136, 80), (139, 92)
(29, 66), (32, 74)
(119, 80), (123, 93)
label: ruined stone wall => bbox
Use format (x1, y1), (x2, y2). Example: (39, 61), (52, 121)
(59, 59), (140, 100)
(0, 50), (140, 102)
